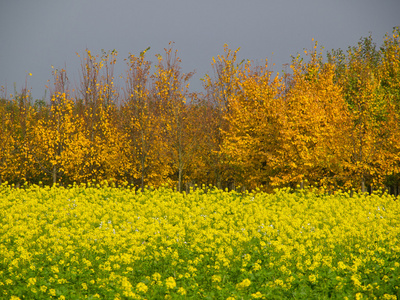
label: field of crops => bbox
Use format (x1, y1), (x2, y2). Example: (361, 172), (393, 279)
(1, 183), (399, 299)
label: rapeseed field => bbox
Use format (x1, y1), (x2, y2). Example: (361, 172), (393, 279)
(1, 183), (399, 299)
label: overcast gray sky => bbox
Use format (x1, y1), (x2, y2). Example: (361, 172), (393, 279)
(1, 0), (399, 101)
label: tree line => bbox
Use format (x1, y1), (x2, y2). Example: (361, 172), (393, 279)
(1, 30), (400, 193)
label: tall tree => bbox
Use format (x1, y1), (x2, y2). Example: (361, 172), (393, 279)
(152, 43), (196, 191)
(28, 68), (73, 184)
(6, 79), (38, 185)
(201, 45), (244, 188)
(278, 44), (353, 189)
(74, 49), (121, 183)
(377, 28), (400, 189)
(121, 48), (168, 188)
(339, 36), (390, 191)
(222, 59), (285, 190)
(0, 91), (20, 184)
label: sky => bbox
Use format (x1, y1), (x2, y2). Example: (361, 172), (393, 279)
(1, 0), (399, 101)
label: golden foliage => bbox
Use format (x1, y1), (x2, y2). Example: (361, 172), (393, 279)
(1, 30), (400, 191)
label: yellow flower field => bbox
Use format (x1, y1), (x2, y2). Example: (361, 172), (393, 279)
(1, 183), (399, 299)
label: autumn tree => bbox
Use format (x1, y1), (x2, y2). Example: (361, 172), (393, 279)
(201, 45), (244, 189)
(74, 49), (124, 183)
(0, 87), (20, 184)
(152, 43), (197, 191)
(121, 48), (168, 188)
(221, 59), (286, 190)
(4, 79), (39, 185)
(336, 36), (392, 191)
(274, 44), (354, 189)
(376, 28), (400, 191)
(27, 68), (72, 184)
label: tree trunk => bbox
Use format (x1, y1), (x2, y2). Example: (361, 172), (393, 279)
(216, 172), (221, 190)
(178, 167), (182, 192)
(140, 157), (145, 191)
(52, 165), (57, 185)
(361, 176), (366, 193)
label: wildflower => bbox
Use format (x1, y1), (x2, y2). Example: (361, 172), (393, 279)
(136, 282), (148, 293)
(177, 287), (187, 295)
(27, 277), (36, 287)
(251, 292), (263, 298)
(40, 285), (47, 292)
(253, 262), (262, 271)
(212, 275), (222, 283)
(49, 289), (56, 296)
(152, 272), (161, 281)
(165, 277), (176, 289)
(351, 274), (362, 288)
(51, 266), (59, 273)
(236, 278), (251, 289)
(82, 282), (88, 290)
(309, 274), (317, 283)
(274, 279), (284, 287)
(337, 261), (346, 270)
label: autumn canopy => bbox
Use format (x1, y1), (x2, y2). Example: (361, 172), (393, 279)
(1, 30), (400, 193)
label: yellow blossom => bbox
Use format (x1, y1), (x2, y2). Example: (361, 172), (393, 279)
(27, 278), (36, 287)
(177, 287), (187, 295)
(165, 277), (176, 289)
(40, 285), (47, 292)
(309, 274), (317, 283)
(212, 275), (222, 283)
(136, 282), (148, 293)
(236, 278), (251, 289)
(251, 291), (263, 298)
